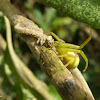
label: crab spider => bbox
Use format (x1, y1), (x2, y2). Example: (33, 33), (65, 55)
(44, 27), (92, 72)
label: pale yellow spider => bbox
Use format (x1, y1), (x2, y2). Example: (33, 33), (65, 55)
(45, 27), (92, 72)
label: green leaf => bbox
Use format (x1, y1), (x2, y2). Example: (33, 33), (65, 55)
(40, 0), (100, 29)
(4, 16), (52, 100)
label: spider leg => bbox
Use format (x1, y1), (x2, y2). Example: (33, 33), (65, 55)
(56, 42), (80, 49)
(58, 53), (75, 68)
(44, 31), (65, 43)
(44, 31), (80, 49)
(57, 53), (75, 58)
(44, 27), (92, 50)
(59, 48), (88, 72)
(79, 27), (92, 49)
(57, 53), (68, 57)
(56, 27), (92, 49)
(64, 58), (74, 68)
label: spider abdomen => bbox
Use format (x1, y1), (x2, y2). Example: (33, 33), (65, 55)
(62, 52), (80, 69)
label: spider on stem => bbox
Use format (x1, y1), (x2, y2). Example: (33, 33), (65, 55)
(44, 27), (92, 72)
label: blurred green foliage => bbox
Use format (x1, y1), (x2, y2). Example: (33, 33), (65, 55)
(0, 0), (100, 100)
